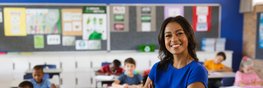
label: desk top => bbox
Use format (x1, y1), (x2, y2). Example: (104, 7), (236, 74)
(208, 72), (235, 78)
(95, 75), (118, 81)
(25, 69), (62, 74)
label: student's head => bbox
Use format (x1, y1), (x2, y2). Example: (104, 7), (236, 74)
(239, 56), (254, 73)
(112, 59), (121, 68)
(158, 16), (198, 61)
(124, 57), (136, 74)
(214, 52), (226, 64)
(18, 81), (33, 88)
(32, 65), (44, 83)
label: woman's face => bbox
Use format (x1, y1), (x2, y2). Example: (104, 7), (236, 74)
(164, 22), (188, 55)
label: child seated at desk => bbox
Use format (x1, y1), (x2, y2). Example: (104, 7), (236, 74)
(234, 56), (263, 87)
(204, 51), (232, 72)
(96, 59), (124, 75)
(29, 65), (56, 88)
(204, 52), (232, 88)
(112, 57), (143, 88)
(19, 81), (33, 88)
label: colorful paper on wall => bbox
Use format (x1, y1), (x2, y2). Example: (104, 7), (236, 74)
(0, 9), (3, 23)
(87, 40), (101, 49)
(34, 35), (44, 49)
(164, 6), (184, 18)
(26, 9), (61, 34)
(47, 35), (61, 45)
(111, 6), (129, 32)
(193, 6), (212, 32)
(139, 7), (153, 32)
(259, 13), (263, 48)
(75, 40), (88, 50)
(62, 36), (75, 46)
(4, 7), (27, 36)
(137, 6), (157, 32)
(83, 6), (107, 40)
(62, 8), (82, 36)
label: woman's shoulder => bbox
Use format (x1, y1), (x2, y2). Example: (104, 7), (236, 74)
(152, 61), (161, 68)
(189, 61), (207, 71)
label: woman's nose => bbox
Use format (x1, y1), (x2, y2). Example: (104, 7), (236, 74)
(171, 35), (179, 42)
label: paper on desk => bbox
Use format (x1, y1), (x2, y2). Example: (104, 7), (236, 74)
(95, 75), (115, 81)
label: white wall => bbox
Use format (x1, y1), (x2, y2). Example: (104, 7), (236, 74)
(0, 50), (232, 87)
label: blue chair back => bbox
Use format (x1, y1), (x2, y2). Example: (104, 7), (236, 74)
(24, 73), (50, 80)
(101, 62), (111, 66)
(221, 77), (235, 86)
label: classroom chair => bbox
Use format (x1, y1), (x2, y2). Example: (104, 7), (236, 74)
(221, 77), (235, 87)
(23, 73), (50, 80)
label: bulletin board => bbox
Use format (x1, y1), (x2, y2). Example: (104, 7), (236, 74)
(0, 4), (220, 52)
(110, 5), (220, 50)
(0, 4), (107, 52)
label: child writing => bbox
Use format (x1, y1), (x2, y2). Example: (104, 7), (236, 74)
(29, 65), (56, 88)
(96, 59), (124, 75)
(112, 57), (143, 88)
(234, 56), (263, 87)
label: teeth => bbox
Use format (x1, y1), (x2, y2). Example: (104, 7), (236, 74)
(171, 44), (180, 48)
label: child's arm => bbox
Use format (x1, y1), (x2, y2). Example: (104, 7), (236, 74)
(130, 84), (142, 88)
(220, 66), (232, 72)
(51, 83), (56, 88)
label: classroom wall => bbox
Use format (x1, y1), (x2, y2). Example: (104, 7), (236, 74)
(0, 0), (243, 71)
(243, 5), (263, 78)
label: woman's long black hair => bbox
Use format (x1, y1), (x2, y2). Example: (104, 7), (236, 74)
(157, 16), (198, 71)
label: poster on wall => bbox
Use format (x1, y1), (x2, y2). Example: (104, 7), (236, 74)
(26, 9), (61, 34)
(62, 36), (75, 46)
(34, 35), (44, 49)
(62, 8), (82, 36)
(0, 8), (3, 23)
(75, 40), (88, 50)
(164, 6), (184, 18)
(192, 6), (212, 32)
(259, 13), (263, 48)
(137, 6), (156, 32)
(4, 7), (27, 36)
(47, 35), (61, 45)
(110, 6), (129, 32)
(83, 6), (107, 40)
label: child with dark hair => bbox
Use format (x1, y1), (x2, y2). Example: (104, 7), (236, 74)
(143, 16), (208, 88)
(204, 52), (232, 88)
(19, 81), (33, 88)
(29, 65), (56, 88)
(112, 57), (143, 88)
(97, 59), (124, 75)
(204, 51), (232, 72)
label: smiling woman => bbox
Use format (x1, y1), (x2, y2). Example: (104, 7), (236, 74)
(143, 16), (208, 88)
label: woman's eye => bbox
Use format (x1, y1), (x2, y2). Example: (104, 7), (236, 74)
(177, 32), (184, 35)
(165, 35), (171, 37)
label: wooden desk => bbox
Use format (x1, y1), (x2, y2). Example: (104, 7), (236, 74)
(208, 72), (235, 79)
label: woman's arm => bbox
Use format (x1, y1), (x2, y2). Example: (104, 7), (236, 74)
(143, 77), (153, 88)
(187, 82), (205, 88)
